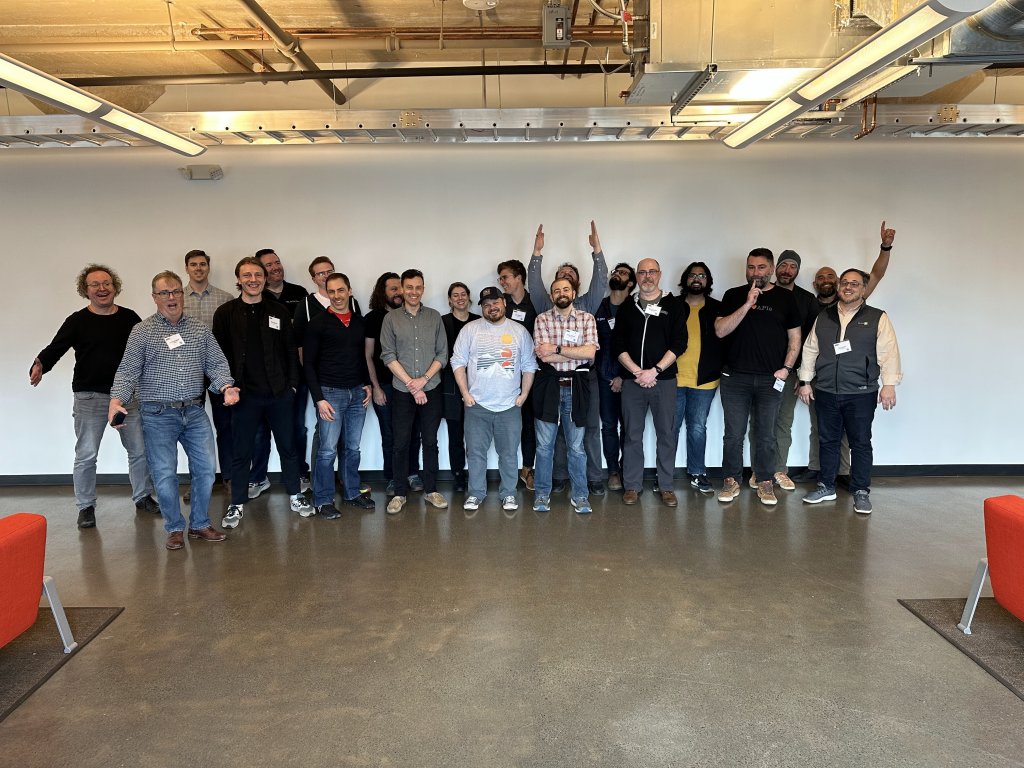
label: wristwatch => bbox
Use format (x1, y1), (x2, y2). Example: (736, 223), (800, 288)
(654, 364), (664, 374)
(556, 345), (562, 355)
(798, 380), (809, 387)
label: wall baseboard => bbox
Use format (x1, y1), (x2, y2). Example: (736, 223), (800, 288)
(3, 465), (1022, 487)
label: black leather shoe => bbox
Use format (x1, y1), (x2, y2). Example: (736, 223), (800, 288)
(135, 495), (161, 515)
(77, 506), (96, 529)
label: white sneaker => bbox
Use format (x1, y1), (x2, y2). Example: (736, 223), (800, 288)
(247, 478), (270, 499)
(290, 493), (314, 516)
(464, 496), (483, 511)
(502, 495), (518, 511)
(299, 475), (311, 493)
(222, 504), (243, 529)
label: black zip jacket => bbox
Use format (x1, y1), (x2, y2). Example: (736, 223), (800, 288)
(212, 298), (299, 396)
(611, 293), (688, 380)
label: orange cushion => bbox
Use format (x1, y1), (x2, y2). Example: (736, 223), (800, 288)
(984, 495), (1024, 623)
(0, 513), (47, 648)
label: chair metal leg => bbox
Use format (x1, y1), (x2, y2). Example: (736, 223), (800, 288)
(41, 575), (78, 653)
(957, 558), (988, 636)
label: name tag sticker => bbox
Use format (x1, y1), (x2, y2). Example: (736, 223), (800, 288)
(607, 318), (615, 330)
(644, 303), (662, 317)
(269, 316), (281, 330)
(833, 339), (852, 355)
(773, 378), (786, 392)
(511, 309), (526, 322)
(563, 330), (581, 344)
(164, 333), (185, 350)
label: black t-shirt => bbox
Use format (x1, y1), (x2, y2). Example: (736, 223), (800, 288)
(504, 291), (538, 334)
(364, 308), (392, 387)
(717, 284), (801, 375)
(36, 306), (142, 393)
(242, 304), (272, 394)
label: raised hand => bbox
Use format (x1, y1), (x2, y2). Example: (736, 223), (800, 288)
(588, 220), (602, 253)
(533, 224), (545, 257)
(881, 220), (896, 247)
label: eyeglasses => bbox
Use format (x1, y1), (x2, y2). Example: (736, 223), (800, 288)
(839, 280), (863, 289)
(153, 289), (184, 298)
(86, 281), (113, 290)
(636, 269), (660, 277)
(313, 270), (333, 278)
(687, 273), (707, 280)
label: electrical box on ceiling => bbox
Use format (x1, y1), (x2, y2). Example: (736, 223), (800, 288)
(180, 164), (224, 181)
(543, 3), (572, 49)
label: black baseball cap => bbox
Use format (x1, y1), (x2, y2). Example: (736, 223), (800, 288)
(478, 286), (503, 305)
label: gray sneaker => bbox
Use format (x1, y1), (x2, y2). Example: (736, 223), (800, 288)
(803, 483), (837, 504)
(463, 496), (483, 511)
(247, 478), (270, 499)
(853, 490), (873, 515)
(408, 475), (424, 492)
(222, 504), (243, 529)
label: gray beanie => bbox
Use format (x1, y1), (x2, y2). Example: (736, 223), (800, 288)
(778, 249), (801, 269)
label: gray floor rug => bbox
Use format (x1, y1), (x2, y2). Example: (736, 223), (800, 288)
(0, 606), (123, 723)
(899, 597), (1024, 702)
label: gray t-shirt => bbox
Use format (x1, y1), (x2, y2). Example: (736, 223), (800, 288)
(450, 317), (538, 412)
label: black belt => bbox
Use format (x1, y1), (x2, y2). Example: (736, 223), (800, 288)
(146, 398), (203, 409)
(558, 378), (573, 387)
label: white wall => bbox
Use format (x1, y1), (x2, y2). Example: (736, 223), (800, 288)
(2, 139), (1019, 478)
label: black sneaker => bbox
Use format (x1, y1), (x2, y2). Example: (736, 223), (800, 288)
(453, 471), (467, 493)
(135, 495), (161, 515)
(689, 474), (713, 494)
(77, 506), (96, 529)
(316, 503), (342, 520)
(552, 479), (567, 493)
(790, 468), (819, 483)
(346, 495), (375, 511)
(408, 474), (424, 492)
(589, 481), (606, 496)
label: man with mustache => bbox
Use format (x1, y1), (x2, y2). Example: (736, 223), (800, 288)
(30, 263), (158, 529)
(715, 248), (802, 506)
(594, 262), (636, 492)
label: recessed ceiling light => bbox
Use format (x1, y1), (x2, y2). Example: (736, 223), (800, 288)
(463, 0), (498, 10)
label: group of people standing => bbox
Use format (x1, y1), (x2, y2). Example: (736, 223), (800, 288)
(30, 221), (902, 551)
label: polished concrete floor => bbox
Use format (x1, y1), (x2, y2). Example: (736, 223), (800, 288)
(1, 476), (1023, 768)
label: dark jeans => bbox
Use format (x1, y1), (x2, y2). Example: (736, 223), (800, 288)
(208, 390), (233, 481)
(392, 387), (442, 496)
(447, 415), (466, 474)
(814, 389), (876, 493)
(720, 371), (783, 482)
(597, 375), (624, 476)
(230, 390), (302, 505)
(372, 379), (421, 481)
(520, 397), (536, 468)
(251, 382), (310, 483)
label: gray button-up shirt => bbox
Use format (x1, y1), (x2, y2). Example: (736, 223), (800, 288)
(379, 305), (447, 393)
(184, 283), (234, 328)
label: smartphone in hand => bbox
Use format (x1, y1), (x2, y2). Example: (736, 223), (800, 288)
(110, 411), (127, 427)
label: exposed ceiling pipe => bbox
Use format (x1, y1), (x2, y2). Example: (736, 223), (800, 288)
(61, 64), (614, 88)
(234, 0), (345, 105)
(969, 0), (1024, 39)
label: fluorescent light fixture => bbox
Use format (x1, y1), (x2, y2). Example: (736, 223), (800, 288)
(833, 66), (918, 111)
(0, 52), (205, 156)
(0, 55), (103, 114)
(727, 68), (810, 101)
(723, 0), (995, 149)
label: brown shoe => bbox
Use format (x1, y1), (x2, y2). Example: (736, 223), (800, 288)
(165, 531), (184, 550)
(187, 526), (227, 542)
(623, 489), (640, 505)
(520, 467), (535, 491)
(607, 472), (623, 491)
(660, 490), (678, 507)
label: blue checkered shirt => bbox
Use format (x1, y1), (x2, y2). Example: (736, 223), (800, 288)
(111, 312), (234, 404)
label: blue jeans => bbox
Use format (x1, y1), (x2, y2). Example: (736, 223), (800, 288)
(314, 386), (369, 505)
(139, 402), (216, 534)
(534, 388), (587, 500)
(814, 389), (876, 493)
(72, 391), (152, 510)
(720, 371), (782, 481)
(464, 404), (522, 499)
(597, 376), (623, 476)
(674, 386), (718, 475)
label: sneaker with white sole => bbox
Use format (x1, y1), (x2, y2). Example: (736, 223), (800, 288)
(408, 475), (424, 492)
(748, 474), (758, 489)
(463, 496), (483, 511)
(222, 504), (243, 529)
(502, 495), (518, 511)
(386, 496), (406, 515)
(718, 477), (741, 502)
(316, 503), (342, 520)
(424, 491), (448, 509)
(533, 496), (550, 513)
(290, 493), (314, 516)
(774, 472), (796, 491)
(571, 497), (592, 515)
(689, 474), (713, 494)
(757, 480), (778, 506)
(853, 490), (873, 515)
(803, 484), (837, 504)
(247, 478), (271, 499)
(299, 475), (311, 493)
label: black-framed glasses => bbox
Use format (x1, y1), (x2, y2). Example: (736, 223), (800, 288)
(153, 289), (184, 298)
